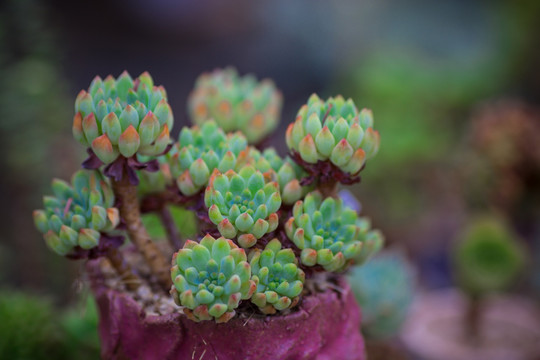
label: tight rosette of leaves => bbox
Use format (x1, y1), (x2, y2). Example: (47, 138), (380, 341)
(167, 121), (248, 196)
(33, 170), (120, 257)
(285, 191), (383, 272)
(170, 235), (256, 323)
(205, 166), (281, 248)
(188, 67), (282, 144)
(73, 71), (172, 166)
(242, 147), (309, 205)
(286, 94), (380, 182)
(249, 239), (305, 314)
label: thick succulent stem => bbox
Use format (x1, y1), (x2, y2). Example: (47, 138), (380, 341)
(160, 206), (183, 250)
(105, 247), (141, 291)
(465, 295), (482, 344)
(318, 178), (338, 198)
(112, 175), (172, 291)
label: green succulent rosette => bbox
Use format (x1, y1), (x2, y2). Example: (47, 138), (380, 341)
(33, 170), (120, 256)
(248, 239), (305, 314)
(170, 235), (256, 323)
(188, 67), (282, 144)
(205, 165), (281, 248)
(242, 147), (310, 205)
(166, 121), (249, 196)
(73, 71), (173, 164)
(453, 217), (526, 296)
(286, 94), (380, 176)
(285, 191), (384, 272)
(348, 250), (416, 339)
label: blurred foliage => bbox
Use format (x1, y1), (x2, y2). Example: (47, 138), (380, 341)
(142, 205), (197, 240)
(453, 216), (527, 296)
(348, 250), (416, 340)
(0, 290), (100, 360)
(61, 295), (100, 360)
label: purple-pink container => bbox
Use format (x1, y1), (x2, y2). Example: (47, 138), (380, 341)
(89, 262), (365, 360)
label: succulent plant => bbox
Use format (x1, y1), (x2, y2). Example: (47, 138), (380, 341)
(73, 71), (173, 165)
(240, 147), (309, 205)
(285, 191), (383, 272)
(188, 67), (282, 144)
(348, 250), (415, 339)
(33, 170), (120, 256)
(286, 94), (380, 179)
(170, 235), (256, 322)
(249, 239), (305, 314)
(205, 165), (281, 248)
(167, 121), (249, 196)
(453, 217), (526, 296)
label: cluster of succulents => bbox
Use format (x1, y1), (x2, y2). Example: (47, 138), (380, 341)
(286, 94), (380, 181)
(348, 250), (416, 339)
(34, 67), (385, 324)
(188, 67), (282, 144)
(73, 71), (172, 165)
(33, 170), (119, 256)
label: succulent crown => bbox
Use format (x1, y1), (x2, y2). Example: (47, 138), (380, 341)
(73, 71), (173, 164)
(249, 239), (305, 314)
(167, 121), (248, 196)
(170, 235), (256, 322)
(205, 165), (281, 248)
(286, 94), (380, 176)
(243, 147), (309, 205)
(188, 67), (282, 144)
(33, 170), (120, 256)
(285, 191), (383, 272)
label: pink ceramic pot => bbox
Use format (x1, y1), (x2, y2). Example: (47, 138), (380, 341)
(88, 261), (365, 360)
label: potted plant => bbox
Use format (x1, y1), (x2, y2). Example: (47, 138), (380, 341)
(402, 216), (540, 360)
(33, 68), (384, 359)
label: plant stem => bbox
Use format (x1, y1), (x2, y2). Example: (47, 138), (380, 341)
(112, 175), (172, 291)
(160, 206), (183, 249)
(465, 295), (482, 344)
(105, 247), (141, 291)
(318, 179), (339, 198)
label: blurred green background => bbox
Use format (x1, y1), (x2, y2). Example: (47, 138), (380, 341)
(1, 0), (539, 358)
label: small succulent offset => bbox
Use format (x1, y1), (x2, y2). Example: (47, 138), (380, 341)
(73, 71), (172, 165)
(246, 148), (309, 205)
(34, 67), (386, 327)
(249, 239), (305, 314)
(167, 121), (248, 196)
(33, 170), (119, 256)
(188, 67), (282, 144)
(205, 166), (281, 248)
(348, 250), (415, 339)
(286, 94), (380, 182)
(285, 191), (383, 272)
(170, 235), (256, 322)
